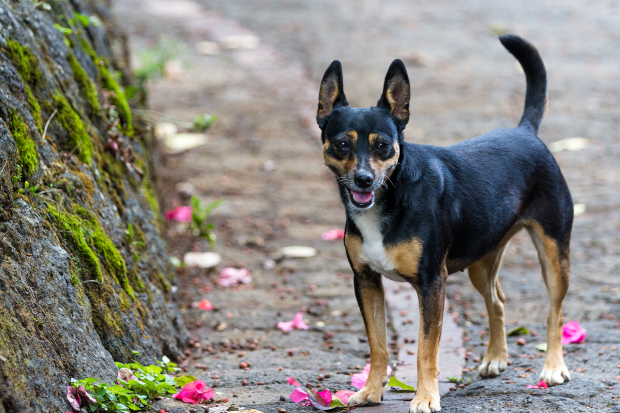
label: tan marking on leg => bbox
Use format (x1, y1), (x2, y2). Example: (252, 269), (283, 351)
(386, 238), (423, 280)
(346, 234), (388, 407)
(344, 232), (365, 273)
(410, 262), (446, 413)
(526, 221), (571, 386)
(468, 244), (509, 377)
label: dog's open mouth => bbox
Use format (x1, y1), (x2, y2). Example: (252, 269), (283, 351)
(349, 189), (375, 208)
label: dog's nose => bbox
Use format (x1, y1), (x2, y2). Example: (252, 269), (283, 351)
(354, 172), (373, 189)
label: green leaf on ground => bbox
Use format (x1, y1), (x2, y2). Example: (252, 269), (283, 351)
(329, 397), (347, 408)
(174, 375), (196, 387)
(387, 376), (416, 392)
(535, 343), (547, 352)
(507, 326), (530, 336)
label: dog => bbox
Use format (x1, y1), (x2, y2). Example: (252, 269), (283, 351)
(316, 35), (572, 413)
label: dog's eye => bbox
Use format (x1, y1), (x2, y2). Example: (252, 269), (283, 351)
(334, 141), (349, 151)
(376, 141), (389, 151)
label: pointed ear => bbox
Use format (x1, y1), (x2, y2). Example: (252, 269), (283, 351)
(377, 59), (410, 128)
(317, 60), (348, 129)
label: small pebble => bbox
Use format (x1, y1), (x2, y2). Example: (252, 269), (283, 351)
(280, 396), (286, 401)
(242, 380), (249, 386)
(517, 338), (526, 346)
(288, 349), (295, 356)
(258, 381), (265, 385)
(278, 408), (287, 413)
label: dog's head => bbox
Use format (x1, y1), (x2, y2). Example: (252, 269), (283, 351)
(317, 60), (410, 210)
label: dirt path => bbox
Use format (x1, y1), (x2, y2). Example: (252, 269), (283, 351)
(114, 0), (620, 411)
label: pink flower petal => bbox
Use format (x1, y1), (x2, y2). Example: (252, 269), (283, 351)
(219, 268), (251, 287)
(277, 321), (294, 332)
(287, 377), (301, 386)
(291, 312), (309, 330)
(67, 387), (81, 411)
(526, 380), (549, 389)
(278, 313), (309, 331)
(173, 380), (214, 404)
(198, 300), (213, 311)
(321, 228), (345, 241)
(351, 371), (368, 389)
(352, 364), (393, 388)
(290, 387), (309, 403)
(164, 206), (193, 222)
(562, 321), (586, 345)
(334, 390), (355, 405)
(318, 389), (332, 405)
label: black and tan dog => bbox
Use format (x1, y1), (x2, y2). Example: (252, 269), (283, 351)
(316, 35), (572, 412)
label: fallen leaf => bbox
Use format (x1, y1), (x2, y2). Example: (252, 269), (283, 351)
(535, 343), (547, 352)
(163, 133), (209, 154)
(183, 252), (221, 268)
(387, 376), (416, 392)
(562, 321), (586, 345)
(175, 375), (197, 387)
(280, 246), (317, 258)
(507, 326), (530, 336)
(574, 204), (586, 217)
(548, 137), (589, 152)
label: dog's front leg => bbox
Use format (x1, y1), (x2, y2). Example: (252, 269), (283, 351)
(410, 271), (446, 413)
(348, 268), (389, 406)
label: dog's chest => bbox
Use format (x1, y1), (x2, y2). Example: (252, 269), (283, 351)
(352, 210), (406, 282)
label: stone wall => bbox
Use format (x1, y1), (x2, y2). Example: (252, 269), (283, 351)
(0, 1), (189, 411)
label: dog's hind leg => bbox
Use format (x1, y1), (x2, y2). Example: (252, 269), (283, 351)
(527, 222), (571, 386)
(468, 244), (509, 377)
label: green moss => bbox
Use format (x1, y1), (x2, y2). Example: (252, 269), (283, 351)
(142, 179), (159, 217)
(5, 40), (42, 85)
(79, 37), (98, 61)
(156, 272), (170, 292)
(47, 204), (136, 299)
(7, 108), (38, 177)
(99, 65), (133, 135)
(91, 227), (135, 300)
(67, 52), (100, 114)
(47, 204), (103, 282)
(53, 92), (93, 163)
(24, 85), (42, 132)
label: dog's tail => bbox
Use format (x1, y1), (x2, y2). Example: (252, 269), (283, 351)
(499, 34), (547, 133)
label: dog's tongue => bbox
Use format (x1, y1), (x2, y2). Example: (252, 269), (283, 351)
(352, 190), (374, 204)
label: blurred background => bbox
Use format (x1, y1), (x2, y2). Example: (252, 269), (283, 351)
(112, 0), (620, 410)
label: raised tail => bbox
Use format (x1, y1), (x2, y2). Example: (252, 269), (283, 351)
(499, 34), (547, 133)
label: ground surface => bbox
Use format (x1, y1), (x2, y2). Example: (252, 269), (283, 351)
(114, 1), (620, 411)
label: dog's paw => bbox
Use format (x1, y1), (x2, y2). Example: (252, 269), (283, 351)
(540, 363), (570, 386)
(347, 385), (384, 406)
(409, 392), (441, 413)
(478, 358), (507, 377)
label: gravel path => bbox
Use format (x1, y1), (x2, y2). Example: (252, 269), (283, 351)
(115, 0), (620, 411)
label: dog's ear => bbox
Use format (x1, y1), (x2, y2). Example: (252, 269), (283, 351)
(377, 59), (410, 128)
(317, 60), (348, 129)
